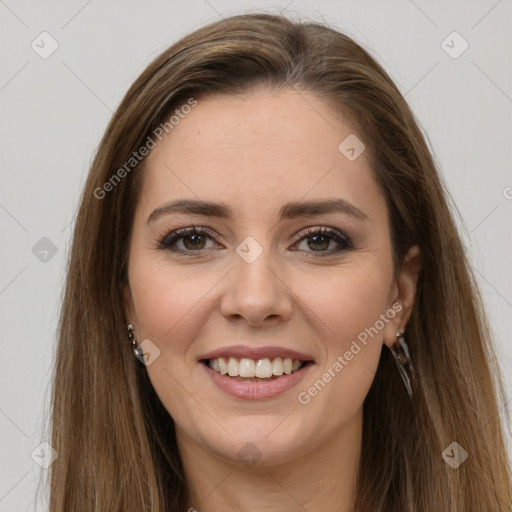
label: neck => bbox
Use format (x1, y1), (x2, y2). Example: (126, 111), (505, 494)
(177, 409), (362, 512)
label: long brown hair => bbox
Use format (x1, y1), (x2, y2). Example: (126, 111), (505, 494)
(46, 12), (511, 511)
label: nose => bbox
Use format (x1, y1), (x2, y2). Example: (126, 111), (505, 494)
(220, 250), (293, 327)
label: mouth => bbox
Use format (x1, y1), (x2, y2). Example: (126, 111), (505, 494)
(199, 348), (316, 400)
(198, 345), (316, 399)
(201, 357), (314, 382)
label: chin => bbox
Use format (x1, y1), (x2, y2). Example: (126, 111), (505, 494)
(194, 414), (317, 468)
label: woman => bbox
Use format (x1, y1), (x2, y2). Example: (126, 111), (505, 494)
(47, 12), (511, 511)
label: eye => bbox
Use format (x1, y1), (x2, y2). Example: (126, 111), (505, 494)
(157, 226), (220, 256)
(292, 226), (353, 258)
(157, 225), (353, 257)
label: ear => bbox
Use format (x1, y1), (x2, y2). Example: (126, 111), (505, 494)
(383, 245), (421, 349)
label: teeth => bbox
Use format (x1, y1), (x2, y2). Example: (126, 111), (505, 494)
(208, 356), (305, 378)
(239, 358), (256, 378)
(227, 357), (239, 377)
(272, 357), (283, 376)
(218, 357), (228, 374)
(255, 358), (272, 378)
(210, 358), (220, 372)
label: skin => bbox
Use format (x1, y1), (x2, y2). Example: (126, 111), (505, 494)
(124, 87), (421, 511)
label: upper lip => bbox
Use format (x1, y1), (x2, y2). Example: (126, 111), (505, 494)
(199, 345), (315, 362)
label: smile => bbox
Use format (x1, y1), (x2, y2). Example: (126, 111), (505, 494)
(198, 345), (315, 399)
(201, 359), (315, 400)
(206, 356), (307, 380)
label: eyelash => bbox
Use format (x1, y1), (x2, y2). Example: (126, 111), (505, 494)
(157, 225), (353, 258)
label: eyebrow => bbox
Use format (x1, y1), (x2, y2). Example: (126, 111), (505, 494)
(147, 198), (371, 224)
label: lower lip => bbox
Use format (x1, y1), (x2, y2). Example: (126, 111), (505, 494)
(201, 362), (314, 400)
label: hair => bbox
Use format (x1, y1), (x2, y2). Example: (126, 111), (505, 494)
(45, 11), (511, 511)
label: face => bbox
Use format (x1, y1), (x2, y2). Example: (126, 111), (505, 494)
(125, 87), (419, 467)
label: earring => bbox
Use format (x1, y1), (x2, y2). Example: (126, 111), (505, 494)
(127, 324), (146, 362)
(390, 330), (416, 401)
(127, 324), (137, 349)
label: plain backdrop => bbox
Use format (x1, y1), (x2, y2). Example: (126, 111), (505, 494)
(1, 1), (511, 510)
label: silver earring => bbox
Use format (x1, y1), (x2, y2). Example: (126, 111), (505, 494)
(390, 331), (416, 401)
(127, 324), (146, 361)
(127, 324), (137, 349)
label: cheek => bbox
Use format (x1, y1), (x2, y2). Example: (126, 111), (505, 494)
(128, 260), (221, 424)
(297, 261), (392, 346)
(129, 259), (219, 358)
(293, 263), (391, 413)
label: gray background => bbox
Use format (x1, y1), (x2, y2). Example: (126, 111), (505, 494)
(1, 1), (511, 510)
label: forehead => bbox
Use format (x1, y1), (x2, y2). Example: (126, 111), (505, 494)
(138, 88), (384, 220)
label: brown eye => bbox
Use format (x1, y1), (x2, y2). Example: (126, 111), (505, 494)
(158, 226), (218, 255)
(306, 233), (330, 251)
(158, 225), (352, 258)
(294, 227), (353, 257)
(182, 232), (207, 250)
